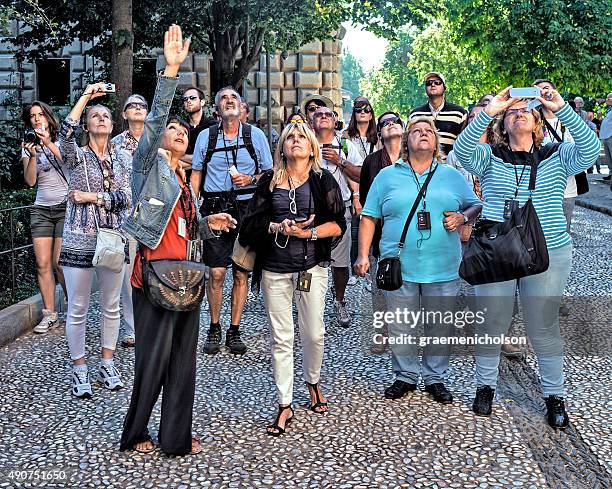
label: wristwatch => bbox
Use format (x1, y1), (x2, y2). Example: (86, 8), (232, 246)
(251, 175), (257, 186)
(340, 159), (348, 169)
(461, 212), (468, 224)
(310, 227), (318, 241)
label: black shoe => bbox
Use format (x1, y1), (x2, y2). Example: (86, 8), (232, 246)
(544, 395), (569, 429)
(424, 383), (453, 404)
(203, 325), (222, 354)
(603, 175), (611, 181)
(472, 386), (495, 416)
(384, 380), (416, 399)
(225, 328), (247, 355)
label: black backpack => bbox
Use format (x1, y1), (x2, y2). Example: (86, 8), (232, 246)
(200, 123), (259, 190)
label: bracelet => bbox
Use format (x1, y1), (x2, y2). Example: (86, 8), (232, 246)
(352, 192), (360, 198)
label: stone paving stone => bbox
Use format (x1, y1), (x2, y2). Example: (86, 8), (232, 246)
(0, 207), (610, 488)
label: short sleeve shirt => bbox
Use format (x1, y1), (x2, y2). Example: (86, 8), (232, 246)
(320, 137), (363, 202)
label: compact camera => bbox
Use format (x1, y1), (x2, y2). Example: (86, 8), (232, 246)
(103, 83), (116, 93)
(23, 129), (40, 146)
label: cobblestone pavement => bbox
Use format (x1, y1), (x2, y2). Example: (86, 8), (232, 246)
(0, 206), (610, 489)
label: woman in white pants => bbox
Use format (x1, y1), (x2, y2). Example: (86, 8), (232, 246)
(58, 82), (132, 398)
(239, 123), (345, 436)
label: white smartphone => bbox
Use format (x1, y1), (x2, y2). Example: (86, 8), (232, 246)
(103, 83), (116, 93)
(510, 87), (540, 99)
(228, 165), (239, 176)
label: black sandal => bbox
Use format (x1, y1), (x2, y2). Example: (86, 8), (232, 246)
(267, 405), (294, 437)
(306, 382), (328, 414)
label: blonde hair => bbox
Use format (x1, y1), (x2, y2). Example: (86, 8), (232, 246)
(270, 123), (322, 191)
(401, 117), (442, 162)
(493, 108), (545, 148)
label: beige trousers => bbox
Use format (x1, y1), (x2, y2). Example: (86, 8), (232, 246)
(261, 265), (329, 404)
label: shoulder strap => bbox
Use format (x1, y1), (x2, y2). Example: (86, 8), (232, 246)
(541, 116), (563, 143)
(241, 123), (259, 174)
(397, 164), (437, 255)
(80, 144), (100, 232)
(200, 124), (219, 193)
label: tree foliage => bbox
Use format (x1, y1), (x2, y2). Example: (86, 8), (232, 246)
(340, 49), (365, 99)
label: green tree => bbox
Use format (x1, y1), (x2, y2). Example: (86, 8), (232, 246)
(341, 50), (365, 98)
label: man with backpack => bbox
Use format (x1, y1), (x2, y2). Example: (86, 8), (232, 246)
(191, 87), (273, 355)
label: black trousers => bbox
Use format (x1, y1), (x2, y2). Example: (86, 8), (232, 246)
(120, 287), (200, 455)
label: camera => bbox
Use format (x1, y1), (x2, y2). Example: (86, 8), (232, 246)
(103, 83), (116, 93)
(24, 129), (40, 146)
(335, 120), (344, 131)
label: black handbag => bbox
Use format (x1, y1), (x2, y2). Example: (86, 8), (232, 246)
(141, 254), (207, 311)
(459, 153), (549, 285)
(376, 165), (437, 291)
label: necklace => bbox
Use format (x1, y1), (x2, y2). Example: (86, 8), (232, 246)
(287, 169), (310, 185)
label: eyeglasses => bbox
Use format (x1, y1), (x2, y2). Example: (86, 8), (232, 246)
(288, 188), (297, 214)
(125, 102), (147, 111)
(182, 95), (199, 102)
(379, 116), (402, 129)
(314, 111), (333, 119)
(425, 80), (443, 87)
(506, 107), (531, 117)
(101, 166), (114, 190)
(354, 106), (372, 114)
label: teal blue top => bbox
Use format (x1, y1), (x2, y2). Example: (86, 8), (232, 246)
(362, 159), (481, 283)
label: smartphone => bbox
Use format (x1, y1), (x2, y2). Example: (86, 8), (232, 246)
(103, 83), (116, 93)
(294, 216), (308, 223)
(509, 87), (540, 99)
(322, 143), (334, 149)
(228, 165), (239, 176)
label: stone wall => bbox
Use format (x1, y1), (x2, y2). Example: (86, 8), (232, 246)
(0, 21), (343, 128)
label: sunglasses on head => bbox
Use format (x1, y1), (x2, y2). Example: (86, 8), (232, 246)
(182, 95), (199, 102)
(354, 106), (372, 114)
(425, 79), (443, 87)
(379, 116), (402, 129)
(125, 102), (147, 111)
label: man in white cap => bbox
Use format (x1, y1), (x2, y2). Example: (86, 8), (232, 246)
(409, 72), (467, 159)
(300, 93), (334, 127)
(111, 93), (149, 348)
(573, 96), (588, 121)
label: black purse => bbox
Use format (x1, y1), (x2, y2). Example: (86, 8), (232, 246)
(141, 254), (207, 311)
(459, 153), (549, 286)
(376, 166), (437, 291)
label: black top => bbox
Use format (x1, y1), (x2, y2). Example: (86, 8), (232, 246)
(262, 182), (318, 273)
(359, 148), (393, 257)
(409, 100), (467, 157)
(186, 115), (217, 155)
(239, 169), (346, 290)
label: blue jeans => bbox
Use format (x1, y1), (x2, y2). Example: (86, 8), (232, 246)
(385, 279), (460, 385)
(474, 244), (572, 396)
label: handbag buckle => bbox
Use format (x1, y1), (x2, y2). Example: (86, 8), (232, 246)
(178, 285), (187, 297)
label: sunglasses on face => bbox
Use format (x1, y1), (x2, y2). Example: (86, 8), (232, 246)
(314, 111), (333, 119)
(182, 95), (199, 102)
(379, 116), (402, 129)
(506, 107), (531, 117)
(425, 80), (443, 87)
(125, 102), (147, 111)
(354, 106), (372, 114)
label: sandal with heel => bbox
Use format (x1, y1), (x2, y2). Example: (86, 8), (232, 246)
(267, 405), (294, 437)
(306, 382), (328, 414)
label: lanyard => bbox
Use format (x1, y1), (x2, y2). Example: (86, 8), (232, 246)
(178, 183), (197, 239)
(408, 160), (436, 210)
(221, 129), (239, 168)
(508, 143), (534, 198)
(357, 136), (372, 158)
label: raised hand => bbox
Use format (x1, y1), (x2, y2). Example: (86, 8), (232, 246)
(535, 89), (566, 113)
(163, 24), (191, 71)
(484, 87), (519, 117)
(82, 82), (109, 100)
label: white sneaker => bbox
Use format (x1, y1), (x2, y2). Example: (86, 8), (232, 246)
(71, 368), (92, 398)
(334, 300), (351, 328)
(98, 362), (124, 391)
(33, 309), (58, 334)
(347, 276), (358, 286)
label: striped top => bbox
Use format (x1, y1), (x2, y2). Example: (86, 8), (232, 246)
(454, 103), (601, 250)
(410, 100), (467, 158)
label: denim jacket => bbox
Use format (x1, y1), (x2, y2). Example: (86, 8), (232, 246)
(122, 75), (215, 249)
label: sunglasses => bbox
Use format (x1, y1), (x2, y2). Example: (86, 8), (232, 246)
(125, 102), (147, 111)
(379, 116), (402, 129)
(288, 188), (297, 214)
(306, 104), (325, 113)
(182, 95), (199, 102)
(354, 106), (372, 114)
(314, 111), (333, 119)
(425, 80), (443, 87)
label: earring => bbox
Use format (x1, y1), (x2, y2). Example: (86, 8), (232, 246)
(310, 152), (314, 157)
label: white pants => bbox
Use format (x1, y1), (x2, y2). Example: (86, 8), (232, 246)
(261, 265), (328, 405)
(120, 236), (137, 338)
(64, 265), (125, 361)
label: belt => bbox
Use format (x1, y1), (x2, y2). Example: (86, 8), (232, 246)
(202, 188), (255, 198)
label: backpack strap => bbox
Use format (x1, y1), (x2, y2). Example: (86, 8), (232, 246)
(200, 124), (219, 193)
(241, 123), (259, 174)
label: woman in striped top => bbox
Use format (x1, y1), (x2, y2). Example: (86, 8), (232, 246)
(454, 86), (600, 429)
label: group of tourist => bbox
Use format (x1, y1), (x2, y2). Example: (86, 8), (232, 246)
(20, 24), (605, 456)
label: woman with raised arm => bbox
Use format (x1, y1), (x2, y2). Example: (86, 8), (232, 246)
(120, 25), (235, 457)
(59, 80), (132, 399)
(21, 101), (68, 333)
(453, 86), (601, 428)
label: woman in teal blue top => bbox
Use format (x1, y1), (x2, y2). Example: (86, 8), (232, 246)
(356, 117), (482, 404)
